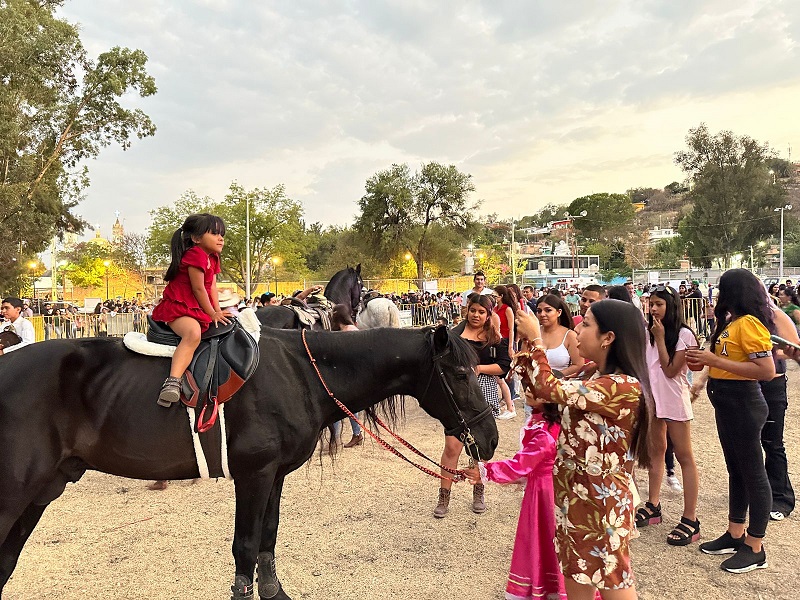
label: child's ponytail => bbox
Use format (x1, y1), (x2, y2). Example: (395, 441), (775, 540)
(164, 227), (189, 281)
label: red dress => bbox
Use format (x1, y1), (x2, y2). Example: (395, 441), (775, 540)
(152, 246), (220, 332)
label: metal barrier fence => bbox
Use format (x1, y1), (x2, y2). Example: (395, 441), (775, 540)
(28, 313), (144, 342)
(24, 298), (713, 340)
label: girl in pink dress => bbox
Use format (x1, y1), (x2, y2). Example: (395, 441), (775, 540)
(465, 406), (567, 600)
(151, 213), (229, 407)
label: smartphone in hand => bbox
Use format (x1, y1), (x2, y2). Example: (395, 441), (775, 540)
(770, 334), (800, 352)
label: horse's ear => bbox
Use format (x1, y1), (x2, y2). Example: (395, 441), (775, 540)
(433, 324), (449, 353)
(355, 263), (361, 276)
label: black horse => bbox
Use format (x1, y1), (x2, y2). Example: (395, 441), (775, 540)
(257, 265), (363, 330)
(0, 325), (497, 599)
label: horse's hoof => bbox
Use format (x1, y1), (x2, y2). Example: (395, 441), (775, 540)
(146, 480), (168, 491)
(257, 551), (281, 598)
(231, 574), (254, 599)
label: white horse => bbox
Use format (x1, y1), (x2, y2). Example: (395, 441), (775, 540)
(358, 297), (401, 329)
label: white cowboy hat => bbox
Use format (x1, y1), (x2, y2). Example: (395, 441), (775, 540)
(218, 289), (241, 309)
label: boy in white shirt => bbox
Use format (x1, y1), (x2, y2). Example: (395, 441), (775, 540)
(0, 297), (36, 354)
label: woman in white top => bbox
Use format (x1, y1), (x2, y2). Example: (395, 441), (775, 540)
(535, 294), (584, 378)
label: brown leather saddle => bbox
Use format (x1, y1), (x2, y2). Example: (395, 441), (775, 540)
(147, 315), (260, 432)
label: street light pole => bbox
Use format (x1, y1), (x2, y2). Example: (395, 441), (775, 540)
(563, 211), (588, 278)
(271, 257), (281, 296)
(774, 205), (793, 281)
(103, 260), (110, 300)
(245, 197), (251, 301)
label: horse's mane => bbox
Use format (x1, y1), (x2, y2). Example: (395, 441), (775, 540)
(317, 327), (478, 460)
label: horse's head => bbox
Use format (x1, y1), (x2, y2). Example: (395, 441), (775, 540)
(418, 326), (498, 461)
(324, 264), (363, 322)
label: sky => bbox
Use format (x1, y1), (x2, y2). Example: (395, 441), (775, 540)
(57, 0), (800, 239)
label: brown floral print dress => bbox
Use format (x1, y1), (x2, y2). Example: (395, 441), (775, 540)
(513, 348), (642, 591)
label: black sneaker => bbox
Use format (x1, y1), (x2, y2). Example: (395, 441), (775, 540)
(720, 545), (767, 573)
(699, 531), (745, 555)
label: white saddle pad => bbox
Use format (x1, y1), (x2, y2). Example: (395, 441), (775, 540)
(123, 308), (262, 357)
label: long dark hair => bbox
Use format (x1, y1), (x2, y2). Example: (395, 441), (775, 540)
(494, 285), (518, 316)
(589, 299), (653, 468)
(331, 303), (355, 330)
(709, 269), (775, 349)
(778, 286), (800, 307)
(537, 294), (573, 329)
(164, 213), (226, 281)
(647, 286), (697, 364)
(466, 294), (500, 346)
(607, 285), (632, 303)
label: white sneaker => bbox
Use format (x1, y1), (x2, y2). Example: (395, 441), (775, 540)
(666, 475), (683, 492)
(497, 410), (516, 420)
(770, 511), (786, 521)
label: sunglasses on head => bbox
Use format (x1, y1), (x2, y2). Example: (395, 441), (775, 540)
(653, 284), (675, 295)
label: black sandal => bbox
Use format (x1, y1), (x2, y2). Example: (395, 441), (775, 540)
(667, 516), (700, 546)
(635, 501), (662, 528)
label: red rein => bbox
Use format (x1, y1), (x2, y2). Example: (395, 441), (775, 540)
(301, 329), (467, 483)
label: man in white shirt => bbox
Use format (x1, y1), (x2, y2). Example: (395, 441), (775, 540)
(460, 271), (493, 317)
(625, 280), (642, 310)
(0, 297), (36, 355)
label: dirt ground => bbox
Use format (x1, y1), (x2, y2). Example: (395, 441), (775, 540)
(6, 365), (800, 600)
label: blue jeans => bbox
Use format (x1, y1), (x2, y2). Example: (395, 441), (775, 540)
(332, 414), (362, 437)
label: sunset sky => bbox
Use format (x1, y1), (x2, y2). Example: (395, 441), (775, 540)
(59, 0), (800, 237)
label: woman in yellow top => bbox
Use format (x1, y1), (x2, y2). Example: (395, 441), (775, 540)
(686, 269), (776, 574)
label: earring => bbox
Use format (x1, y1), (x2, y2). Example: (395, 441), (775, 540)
(601, 344), (609, 350)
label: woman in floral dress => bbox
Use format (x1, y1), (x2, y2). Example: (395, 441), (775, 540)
(515, 300), (654, 600)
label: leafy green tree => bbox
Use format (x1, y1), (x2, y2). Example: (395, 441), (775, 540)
(648, 237), (686, 270)
(567, 193), (635, 242)
(111, 233), (149, 295)
(676, 124), (787, 268)
(665, 181), (690, 195)
(355, 162), (478, 286)
(60, 240), (122, 290)
(147, 184), (305, 292)
(0, 0), (157, 293)
(627, 188), (660, 204)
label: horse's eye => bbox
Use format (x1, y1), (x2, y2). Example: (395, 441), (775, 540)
(455, 373), (468, 380)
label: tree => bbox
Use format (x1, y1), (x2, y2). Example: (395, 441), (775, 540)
(567, 193), (635, 242)
(648, 237), (686, 270)
(664, 181), (689, 194)
(147, 184), (306, 293)
(60, 240), (124, 293)
(0, 0), (157, 293)
(676, 124), (787, 268)
(215, 183), (306, 288)
(627, 187), (660, 204)
(355, 162), (478, 286)
(112, 233), (150, 296)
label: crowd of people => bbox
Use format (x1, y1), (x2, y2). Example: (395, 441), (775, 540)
(2, 212), (797, 599)
(424, 268), (796, 599)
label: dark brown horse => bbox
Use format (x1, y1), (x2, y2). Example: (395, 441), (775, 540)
(256, 265), (363, 330)
(0, 325), (497, 599)
(0, 330), (21, 351)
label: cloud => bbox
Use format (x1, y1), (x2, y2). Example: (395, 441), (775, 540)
(55, 0), (800, 240)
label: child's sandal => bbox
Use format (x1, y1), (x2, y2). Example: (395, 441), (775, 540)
(635, 501), (662, 528)
(667, 516), (700, 546)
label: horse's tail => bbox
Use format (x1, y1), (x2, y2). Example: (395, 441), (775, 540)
(387, 304), (400, 328)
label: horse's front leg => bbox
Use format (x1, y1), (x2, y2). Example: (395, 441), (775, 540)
(255, 475), (290, 600)
(230, 470), (277, 600)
